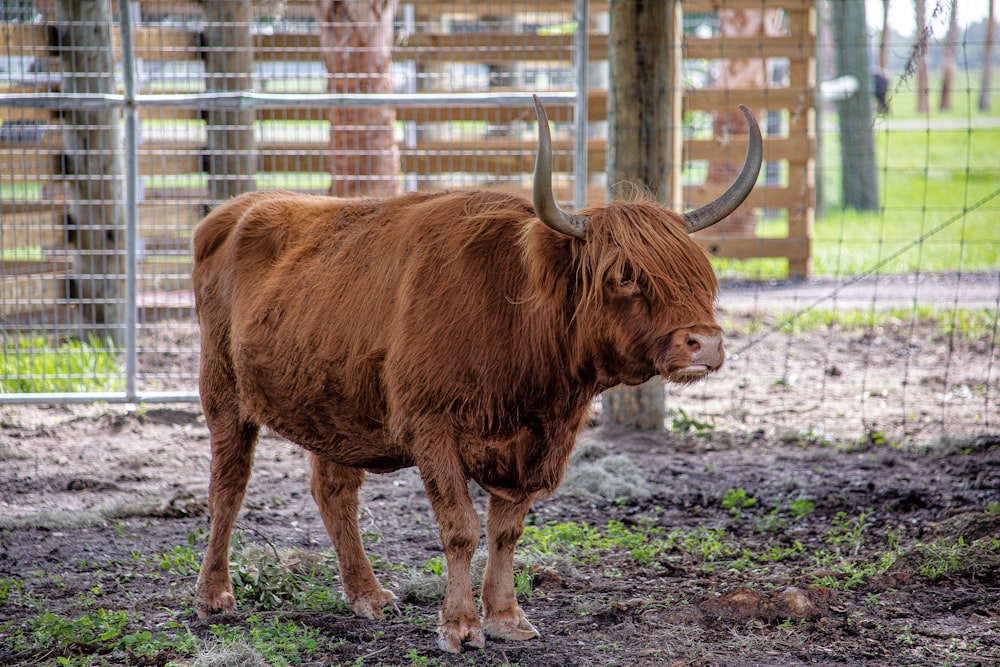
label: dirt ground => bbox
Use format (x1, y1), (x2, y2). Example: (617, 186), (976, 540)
(1, 312), (999, 666)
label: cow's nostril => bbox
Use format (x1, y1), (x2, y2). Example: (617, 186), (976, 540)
(686, 335), (701, 351)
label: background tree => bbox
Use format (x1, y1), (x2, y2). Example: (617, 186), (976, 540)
(879, 0), (892, 71)
(981, 0), (996, 111)
(831, 0), (879, 211)
(203, 0), (256, 206)
(317, 0), (400, 197)
(914, 0), (930, 113)
(939, 0), (960, 110)
(55, 0), (124, 344)
(601, 0), (680, 430)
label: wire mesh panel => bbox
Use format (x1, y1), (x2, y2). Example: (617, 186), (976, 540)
(1, 0), (996, 452)
(1, 0), (588, 402)
(660, 0), (1000, 448)
(1, 0), (127, 395)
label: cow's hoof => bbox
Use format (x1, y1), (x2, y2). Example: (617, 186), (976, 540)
(349, 588), (398, 620)
(195, 591), (236, 619)
(437, 619), (485, 653)
(483, 608), (539, 641)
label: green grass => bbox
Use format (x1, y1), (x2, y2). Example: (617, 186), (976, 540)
(884, 70), (997, 121)
(0, 245), (42, 261)
(714, 125), (1000, 279)
(1, 335), (122, 394)
(722, 306), (997, 341)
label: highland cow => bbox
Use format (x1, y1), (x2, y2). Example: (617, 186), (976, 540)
(191, 96), (761, 652)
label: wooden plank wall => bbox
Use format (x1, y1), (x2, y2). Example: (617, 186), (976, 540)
(682, 0), (816, 279)
(1, 0), (815, 330)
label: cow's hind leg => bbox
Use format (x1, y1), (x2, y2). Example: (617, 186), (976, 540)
(195, 379), (259, 618)
(482, 493), (540, 641)
(310, 454), (397, 619)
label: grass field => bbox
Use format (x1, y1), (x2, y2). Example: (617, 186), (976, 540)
(715, 120), (999, 279)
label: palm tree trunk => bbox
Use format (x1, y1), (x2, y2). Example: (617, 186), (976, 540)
(317, 0), (401, 197)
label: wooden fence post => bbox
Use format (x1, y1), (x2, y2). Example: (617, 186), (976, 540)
(54, 0), (125, 345)
(202, 0), (256, 208)
(601, 0), (682, 430)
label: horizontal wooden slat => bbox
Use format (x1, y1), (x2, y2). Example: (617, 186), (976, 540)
(0, 213), (63, 249)
(1, 263), (71, 316)
(2, 25), (603, 63)
(684, 88), (813, 114)
(683, 0), (814, 10)
(137, 203), (203, 232)
(684, 134), (815, 164)
(0, 150), (61, 180)
(5, 134), (820, 184)
(692, 236), (811, 261)
(0, 23), (50, 49)
(683, 36), (814, 60)
(684, 184), (813, 210)
(124, 0), (590, 21)
(136, 151), (201, 176)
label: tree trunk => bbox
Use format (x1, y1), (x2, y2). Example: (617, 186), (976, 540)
(832, 0), (880, 211)
(317, 0), (401, 197)
(879, 0), (892, 71)
(602, 0), (680, 430)
(939, 0), (960, 111)
(203, 0), (256, 206)
(981, 0), (996, 112)
(915, 0), (929, 113)
(55, 0), (124, 345)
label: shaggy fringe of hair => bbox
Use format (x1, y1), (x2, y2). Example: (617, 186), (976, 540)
(574, 195), (719, 316)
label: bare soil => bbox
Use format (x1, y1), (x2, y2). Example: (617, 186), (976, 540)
(1, 316), (999, 666)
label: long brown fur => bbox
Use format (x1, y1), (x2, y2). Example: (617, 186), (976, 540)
(191, 186), (724, 651)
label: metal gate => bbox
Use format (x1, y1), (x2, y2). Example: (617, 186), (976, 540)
(0, 0), (591, 404)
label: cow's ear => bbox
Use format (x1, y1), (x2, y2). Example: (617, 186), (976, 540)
(522, 222), (575, 302)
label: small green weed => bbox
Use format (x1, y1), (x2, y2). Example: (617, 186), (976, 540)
(28, 609), (129, 647)
(155, 541), (202, 577)
(810, 552), (882, 590)
(899, 536), (1000, 580)
(208, 615), (330, 667)
(0, 576), (25, 606)
(756, 498), (815, 533)
(722, 488), (757, 516)
(670, 407), (716, 434)
(423, 556), (446, 576)
(230, 543), (346, 613)
(826, 509), (871, 555)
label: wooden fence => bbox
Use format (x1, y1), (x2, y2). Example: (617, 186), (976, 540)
(1, 0), (815, 335)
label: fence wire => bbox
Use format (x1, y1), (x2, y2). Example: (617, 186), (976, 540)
(1, 0), (997, 449)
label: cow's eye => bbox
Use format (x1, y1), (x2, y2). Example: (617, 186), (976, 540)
(607, 277), (642, 299)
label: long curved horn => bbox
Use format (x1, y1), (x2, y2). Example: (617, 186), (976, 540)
(532, 94), (589, 239)
(683, 104), (763, 234)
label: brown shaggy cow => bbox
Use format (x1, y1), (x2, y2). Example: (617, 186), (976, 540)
(192, 96), (762, 652)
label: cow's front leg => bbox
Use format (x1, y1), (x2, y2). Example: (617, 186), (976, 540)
(310, 455), (397, 619)
(482, 492), (540, 641)
(417, 456), (483, 652)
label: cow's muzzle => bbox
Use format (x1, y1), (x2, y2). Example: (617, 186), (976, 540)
(659, 328), (724, 383)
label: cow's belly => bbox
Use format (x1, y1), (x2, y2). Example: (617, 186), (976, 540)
(233, 338), (407, 471)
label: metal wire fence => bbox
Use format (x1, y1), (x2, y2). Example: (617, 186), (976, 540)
(1, 0), (588, 403)
(1, 0), (997, 449)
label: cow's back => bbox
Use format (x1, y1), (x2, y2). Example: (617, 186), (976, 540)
(192, 189), (539, 457)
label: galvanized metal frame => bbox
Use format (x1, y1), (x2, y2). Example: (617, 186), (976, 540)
(0, 0), (590, 405)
